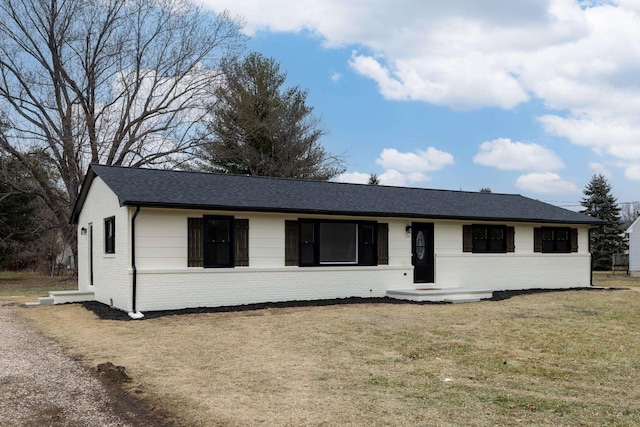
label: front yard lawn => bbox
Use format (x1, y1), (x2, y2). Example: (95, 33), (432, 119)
(14, 275), (640, 427)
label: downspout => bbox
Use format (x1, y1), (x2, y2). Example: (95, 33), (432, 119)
(128, 206), (144, 319)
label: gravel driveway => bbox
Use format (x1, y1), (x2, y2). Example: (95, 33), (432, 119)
(0, 301), (161, 426)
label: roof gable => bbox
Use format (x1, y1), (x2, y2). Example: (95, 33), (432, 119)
(70, 164), (603, 225)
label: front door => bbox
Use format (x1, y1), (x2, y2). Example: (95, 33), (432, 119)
(412, 222), (434, 283)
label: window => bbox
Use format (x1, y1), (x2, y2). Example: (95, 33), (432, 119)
(534, 227), (577, 253)
(187, 217), (249, 268)
(319, 222), (358, 263)
(104, 217), (115, 254)
(286, 219), (379, 266)
(204, 216), (233, 267)
(463, 225), (514, 253)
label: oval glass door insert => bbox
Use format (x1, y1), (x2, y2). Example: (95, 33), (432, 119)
(416, 231), (426, 260)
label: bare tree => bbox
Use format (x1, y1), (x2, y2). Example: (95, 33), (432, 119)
(0, 0), (245, 266)
(621, 201), (640, 229)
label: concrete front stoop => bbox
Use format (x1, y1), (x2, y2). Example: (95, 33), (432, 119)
(386, 287), (494, 303)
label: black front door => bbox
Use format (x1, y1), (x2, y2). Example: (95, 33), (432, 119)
(412, 222), (434, 283)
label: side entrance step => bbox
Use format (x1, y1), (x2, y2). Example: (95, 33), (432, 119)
(387, 288), (493, 303)
(49, 290), (96, 304)
(37, 296), (55, 305)
(26, 290), (95, 307)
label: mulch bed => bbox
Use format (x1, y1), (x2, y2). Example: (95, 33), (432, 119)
(81, 287), (624, 321)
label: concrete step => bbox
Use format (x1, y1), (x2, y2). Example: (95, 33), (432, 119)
(387, 287), (493, 303)
(37, 297), (55, 305)
(49, 290), (95, 304)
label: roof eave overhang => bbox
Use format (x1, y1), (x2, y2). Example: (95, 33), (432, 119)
(69, 166), (98, 224)
(120, 201), (603, 225)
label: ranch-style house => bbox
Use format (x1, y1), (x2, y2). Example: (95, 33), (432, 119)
(67, 164), (603, 317)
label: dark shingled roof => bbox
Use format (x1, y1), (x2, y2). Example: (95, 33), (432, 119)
(70, 164), (602, 225)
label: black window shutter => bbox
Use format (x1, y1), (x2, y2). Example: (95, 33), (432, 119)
(377, 223), (389, 265)
(534, 228), (543, 252)
(188, 218), (203, 267)
(570, 228), (578, 253)
(234, 219), (249, 266)
(463, 225), (473, 252)
(506, 226), (515, 252)
(285, 220), (299, 266)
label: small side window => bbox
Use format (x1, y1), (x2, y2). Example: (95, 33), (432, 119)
(104, 217), (115, 254)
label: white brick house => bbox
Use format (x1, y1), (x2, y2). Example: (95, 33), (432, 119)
(70, 164), (602, 315)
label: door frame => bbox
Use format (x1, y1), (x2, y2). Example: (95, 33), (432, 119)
(412, 222), (435, 283)
(88, 223), (94, 286)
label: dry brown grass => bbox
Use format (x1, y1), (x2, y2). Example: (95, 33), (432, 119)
(16, 277), (640, 427)
(0, 273), (75, 304)
(593, 270), (640, 289)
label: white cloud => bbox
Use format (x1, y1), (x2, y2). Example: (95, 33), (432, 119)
(516, 172), (581, 195)
(334, 169), (428, 187)
(376, 147), (454, 173)
(539, 112), (640, 160)
(589, 162), (611, 177)
(330, 72), (342, 83)
(378, 169), (407, 186)
(334, 171), (370, 184)
(625, 165), (640, 180)
(201, 0), (640, 171)
(473, 138), (564, 171)
(376, 170), (431, 187)
(336, 146), (452, 187)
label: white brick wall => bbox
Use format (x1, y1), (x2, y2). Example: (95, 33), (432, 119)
(77, 191), (595, 312)
(628, 219), (640, 275)
(435, 254), (591, 289)
(124, 211), (415, 311)
(434, 221), (591, 289)
(134, 266), (414, 311)
(76, 177), (132, 310)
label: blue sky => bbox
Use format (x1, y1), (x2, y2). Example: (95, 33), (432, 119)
(200, 0), (640, 209)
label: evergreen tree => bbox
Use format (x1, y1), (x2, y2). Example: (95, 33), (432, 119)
(368, 174), (380, 185)
(580, 174), (628, 270)
(199, 52), (344, 180)
(0, 155), (43, 269)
